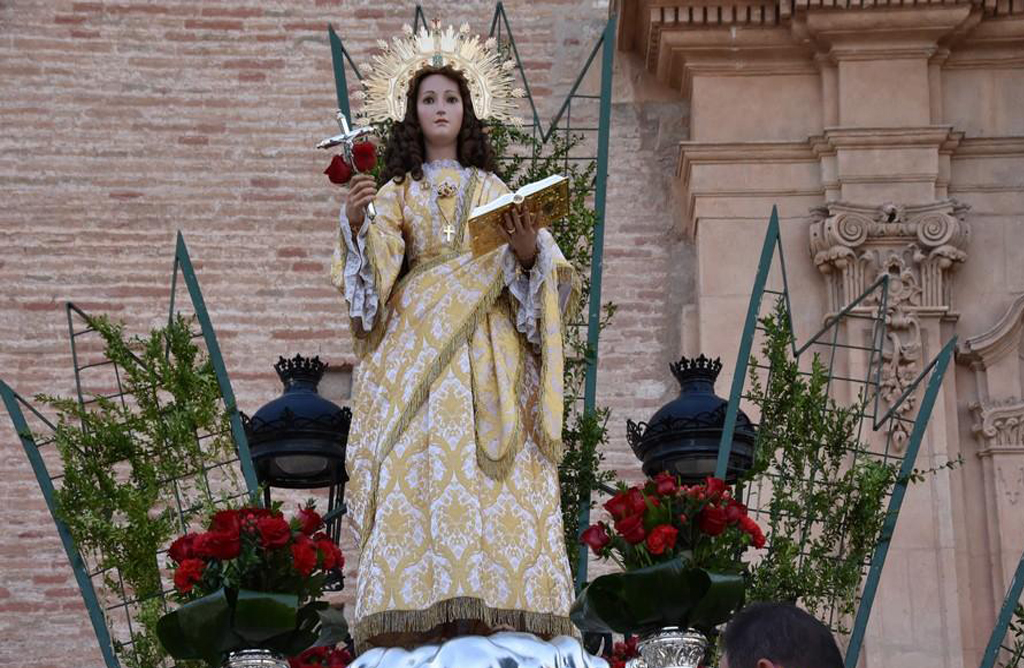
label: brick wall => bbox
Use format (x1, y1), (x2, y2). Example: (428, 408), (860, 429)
(0, 1), (693, 665)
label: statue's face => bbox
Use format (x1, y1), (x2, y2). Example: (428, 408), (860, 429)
(416, 73), (463, 150)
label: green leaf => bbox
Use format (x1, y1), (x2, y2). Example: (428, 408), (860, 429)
(233, 589), (299, 643)
(310, 606), (350, 649)
(570, 559), (744, 635)
(157, 588), (233, 663)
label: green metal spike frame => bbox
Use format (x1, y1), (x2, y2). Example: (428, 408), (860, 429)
(326, 2), (616, 591)
(1, 234), (258, 668)
(980, 547), (1024, 668)
(711, 207), (957, 667)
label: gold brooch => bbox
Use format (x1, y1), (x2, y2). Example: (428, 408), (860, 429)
(436, 181), (457, 199)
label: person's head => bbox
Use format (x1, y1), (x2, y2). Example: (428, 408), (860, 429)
(720, 602), (843, 668)
(381, 66), (498, 183)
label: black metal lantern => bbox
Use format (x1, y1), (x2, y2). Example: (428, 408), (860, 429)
(626, 354), (756, 483)
(242, 355), (351, 547)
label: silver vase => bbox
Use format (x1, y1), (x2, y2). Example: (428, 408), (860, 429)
(625, 627), (708, 668)
(222, 649), (290, 668)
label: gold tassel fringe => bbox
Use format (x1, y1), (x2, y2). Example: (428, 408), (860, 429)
(353, 596), (578, 654)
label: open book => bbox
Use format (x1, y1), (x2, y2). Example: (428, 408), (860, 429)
(468, 174), (570, 257)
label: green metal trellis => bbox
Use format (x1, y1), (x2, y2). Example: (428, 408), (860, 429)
(326, 2), (615, 591)
(980, 547), (1024, 668)
(711, 207), (958, 667)
(1, 234), (257, 668)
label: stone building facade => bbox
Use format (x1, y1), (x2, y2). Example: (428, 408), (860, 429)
(0, 1), (1020, 667)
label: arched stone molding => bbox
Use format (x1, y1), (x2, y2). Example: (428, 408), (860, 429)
(957, 293), (1024, 613)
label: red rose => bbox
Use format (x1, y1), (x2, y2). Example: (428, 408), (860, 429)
(317, 538), (344, 570)
(724, 499), (747, 524)
(581, 524), (611, 555)
(627, 488), (650, 515)
(646, 524), (678, 556)
(604, 492), (632, 521)
(653, 472), (678, 496)
(698, 505), (728, 536)
(168, 533), (198, 564)
(327, 647), (352, 667)
(291, 535), (318, 576)
(257, 515), (292, 549)
(351, 141), (377, 172)
(678, 513), (688, 524)
(296, 507), (323, 536)
(173, 558), (206, 594)
(208, 510), (241, 535)
(324, 155), (353, 185)
(739, 515), (766, 548)
(615, 513), (647, 544)
(704, 476), (727, 500)
(194, 530), (241, 560)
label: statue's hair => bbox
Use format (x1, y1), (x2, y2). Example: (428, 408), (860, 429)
(381, 66), (498, 184)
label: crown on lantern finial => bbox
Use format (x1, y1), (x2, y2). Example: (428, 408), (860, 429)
(669, 354), (722, 387)
(274, 355), (328, 386)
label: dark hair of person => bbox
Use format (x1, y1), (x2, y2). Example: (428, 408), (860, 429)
(721, 602), (844, 668)
(380, 65), (499, 184)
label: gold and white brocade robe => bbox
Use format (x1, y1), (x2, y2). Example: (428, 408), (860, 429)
(329, 160), (581, 648)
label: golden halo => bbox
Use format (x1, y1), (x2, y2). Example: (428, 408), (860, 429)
(353, 20), (525, 127)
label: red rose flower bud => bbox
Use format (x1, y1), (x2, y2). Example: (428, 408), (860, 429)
(678, 513), (688, 524)
(698, 505), (728, 536)
(324, 154), (353, 185)
(168, 533), (198, 564)
(581, 524), (611, 555)
(296, 506), (323, 536)
(653, 472), (678, 496)
(603, 492), (633, 521)
(173, 558), (206, 594)
(257, 515), (292, 549)
(725, 499), (747, 524)
(646, 523), (679, 556)
(194, 530), (241, 560)
(704, 476), (727, 500)
(291, 535), (318, 576)
(351, 141), (377, 173)
(615, 513), (647, 544)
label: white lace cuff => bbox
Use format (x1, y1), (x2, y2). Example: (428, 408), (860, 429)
(340, 206), (379, 331)
(502, 230), (571, 346)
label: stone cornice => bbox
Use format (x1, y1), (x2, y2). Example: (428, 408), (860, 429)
(811, 126), (964, 153)
(620, 0), (1023, 89)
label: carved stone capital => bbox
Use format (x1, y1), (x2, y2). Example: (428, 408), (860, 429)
(808, 199), (970, 315)
(971, 400), (1024, 452)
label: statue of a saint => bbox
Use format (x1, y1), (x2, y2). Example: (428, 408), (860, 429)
(329, 23), (580, 651)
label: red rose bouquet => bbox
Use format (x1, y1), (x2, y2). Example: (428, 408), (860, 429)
(571, 475), (763, 636)
(324, 140), (377, 186)
(157, 502), (348, 667)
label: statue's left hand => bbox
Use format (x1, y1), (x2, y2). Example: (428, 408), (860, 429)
(501, 204), (538, 270)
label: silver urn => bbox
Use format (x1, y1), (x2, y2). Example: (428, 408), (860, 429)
(625, 627), (708, 668)
(222, 649), (290, 668)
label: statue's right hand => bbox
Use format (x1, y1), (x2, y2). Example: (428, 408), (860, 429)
(345, 174), (377, 230)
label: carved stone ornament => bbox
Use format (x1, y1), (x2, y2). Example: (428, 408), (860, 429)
(960, 293), (1024, 455)
(809, 200), (970, 448)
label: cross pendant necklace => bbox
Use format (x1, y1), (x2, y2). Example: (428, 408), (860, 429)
(442, 223), (455, 242)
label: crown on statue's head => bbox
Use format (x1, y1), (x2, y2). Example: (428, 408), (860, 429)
(353, 19), (525, 127)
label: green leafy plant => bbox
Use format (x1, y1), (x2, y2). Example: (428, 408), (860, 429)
(741, 299), (960, 631)
(1001, 604), (1024, 668)
(35, 314), (241, 668)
